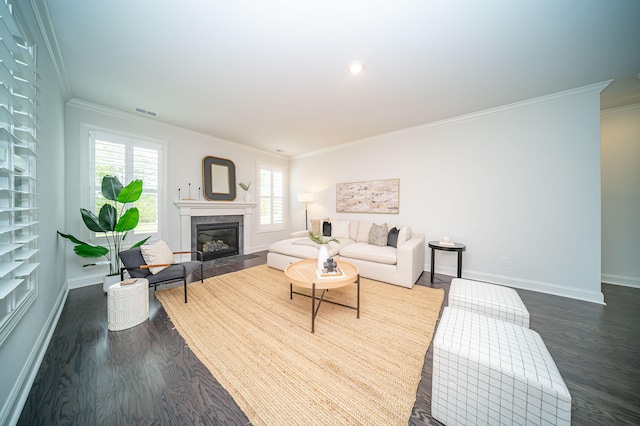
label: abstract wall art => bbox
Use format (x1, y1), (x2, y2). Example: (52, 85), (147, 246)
(336, 178), (399, 214)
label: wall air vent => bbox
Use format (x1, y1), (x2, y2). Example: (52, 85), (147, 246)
(135, 107), (157, 117)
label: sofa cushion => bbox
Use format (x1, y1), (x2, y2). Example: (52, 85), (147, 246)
(397, 226), (412, 246)
(339, 242), (397, 265)
(368, 223), (389, 247)
(387, 227), (399, 248)
(140, 240), (174, 274)
(323, 221), (331, 236)
(310, 217), (330, 235)
(356, 222), (372, 242)
(310, 219), (321, 235)
(269, 237), (347, 259)
(349, 221), (359, 240)
(331, 220), (351, 239)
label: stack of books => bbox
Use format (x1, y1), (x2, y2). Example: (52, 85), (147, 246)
(316, 267), (346, 279)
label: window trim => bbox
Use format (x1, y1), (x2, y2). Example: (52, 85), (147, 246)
(87, 128), (167, 246)
(257, 161), (287, 232)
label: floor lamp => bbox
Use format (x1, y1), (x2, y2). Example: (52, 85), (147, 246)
(297, 193), (314, 230)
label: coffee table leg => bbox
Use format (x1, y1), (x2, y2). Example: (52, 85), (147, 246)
(356, 274), (360, 319)
(311, 283), (315, 333)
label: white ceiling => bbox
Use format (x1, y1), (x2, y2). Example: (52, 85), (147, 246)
(40, 0), (640, 157)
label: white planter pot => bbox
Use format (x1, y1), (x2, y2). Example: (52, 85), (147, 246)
(103, 274), (121, 293)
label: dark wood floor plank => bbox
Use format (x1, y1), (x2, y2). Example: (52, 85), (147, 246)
(18, 252), (640, 425)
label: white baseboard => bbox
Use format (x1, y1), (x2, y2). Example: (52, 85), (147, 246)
(249, 244), (270, 253)
(3, 283), (68, 426)
(602, 273), (640, 289)
(67, 273), (103, 289)
(431, 266), (605, 305)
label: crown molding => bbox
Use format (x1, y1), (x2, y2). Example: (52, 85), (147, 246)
(29, 0), (72, 100)
(295, 81), (613, 160)
(67, 98), (288, 160)
(601, 102), (640, 118)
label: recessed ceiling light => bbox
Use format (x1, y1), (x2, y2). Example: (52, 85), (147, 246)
(348, 60), (365, 74)
(276, 149), (285, 153)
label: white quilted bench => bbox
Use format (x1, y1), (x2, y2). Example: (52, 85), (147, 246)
(449, 278), (530, 328)
(432, 307), (571, 426)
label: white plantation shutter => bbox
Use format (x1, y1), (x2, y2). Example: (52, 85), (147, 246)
(90, 131), (162, 239)
(258, 161), (286, 231)
(0, 0), (39, 344)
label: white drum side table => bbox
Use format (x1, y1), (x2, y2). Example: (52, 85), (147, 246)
(107, 278), (149, 331)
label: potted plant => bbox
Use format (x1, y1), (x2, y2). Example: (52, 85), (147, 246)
(308, 231), (339, 272)
(58, 175), (150, 292)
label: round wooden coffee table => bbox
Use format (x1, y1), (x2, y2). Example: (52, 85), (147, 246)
(284, 259), (360, 333)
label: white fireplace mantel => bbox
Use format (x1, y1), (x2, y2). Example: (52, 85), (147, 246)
(174, 200), (256, 256)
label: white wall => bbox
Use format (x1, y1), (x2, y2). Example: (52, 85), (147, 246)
(291, 83), (607, 304)
(601, 104), (640, 288)
(1, 4), (67, 425)
(63, 101), (290, 288)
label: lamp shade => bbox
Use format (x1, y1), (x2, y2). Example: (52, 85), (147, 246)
(298, 192), (314, 203)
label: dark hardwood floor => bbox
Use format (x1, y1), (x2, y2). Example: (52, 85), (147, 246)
(18, 251), (640, 425)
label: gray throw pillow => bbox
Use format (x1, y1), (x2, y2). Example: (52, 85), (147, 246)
(368, 223), (389, 247)
(387, 227), (399, 248)
(322, 221), (332, 236)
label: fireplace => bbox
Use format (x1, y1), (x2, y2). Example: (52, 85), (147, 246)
(191, 214), (244, 261)
(176, 201), (254, 263)
(196, 222), (239, 261)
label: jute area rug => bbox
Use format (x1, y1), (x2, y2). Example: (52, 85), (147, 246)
(156, 264), (444, 425)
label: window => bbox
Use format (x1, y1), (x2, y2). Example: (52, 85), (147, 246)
(258, 162), (286, 231)
(90, 130), (163, 241)
(0, 0), (39, 344)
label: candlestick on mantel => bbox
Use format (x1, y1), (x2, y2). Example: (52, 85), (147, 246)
(184, 182), (196, 200)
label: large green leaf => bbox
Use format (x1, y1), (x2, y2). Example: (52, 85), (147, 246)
(115, 207), (139, 232)
(81, 208), (106, 233)
(131, 236), (151, 248)
(102, 175), (123, 201)
(117, 179), (143, 204)
(58, 231), (109, 258)
(57, 231), (90, 246)
(98, 204), (117, 231)
(74, 243), (109, 258)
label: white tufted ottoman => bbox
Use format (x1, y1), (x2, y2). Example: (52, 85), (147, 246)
(432, 307), (571, 426)
(449, 278), (530, 328)
(107, 278), (149, 331)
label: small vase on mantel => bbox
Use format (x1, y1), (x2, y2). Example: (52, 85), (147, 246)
(317, 244), (329, 272)
(244, 192), (251, 202)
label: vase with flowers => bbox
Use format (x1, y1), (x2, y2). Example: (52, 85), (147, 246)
(308, 231), (339, 272)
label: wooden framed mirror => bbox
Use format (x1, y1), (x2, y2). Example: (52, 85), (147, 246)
(203, 156), (236, 201)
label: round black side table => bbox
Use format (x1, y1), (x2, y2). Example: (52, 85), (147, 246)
(428, 241), (466, 283)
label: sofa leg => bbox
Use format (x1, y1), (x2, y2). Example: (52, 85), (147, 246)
(184, 279), (188, 303)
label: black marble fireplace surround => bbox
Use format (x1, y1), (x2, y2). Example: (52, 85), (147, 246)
(191, 215), (244, 261)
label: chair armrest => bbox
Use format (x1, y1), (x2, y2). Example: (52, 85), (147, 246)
(173, 250), (204, 261)
(141, 263), (171, 269)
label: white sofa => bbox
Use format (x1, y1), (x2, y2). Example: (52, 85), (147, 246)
(267, 220), (425, 288)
